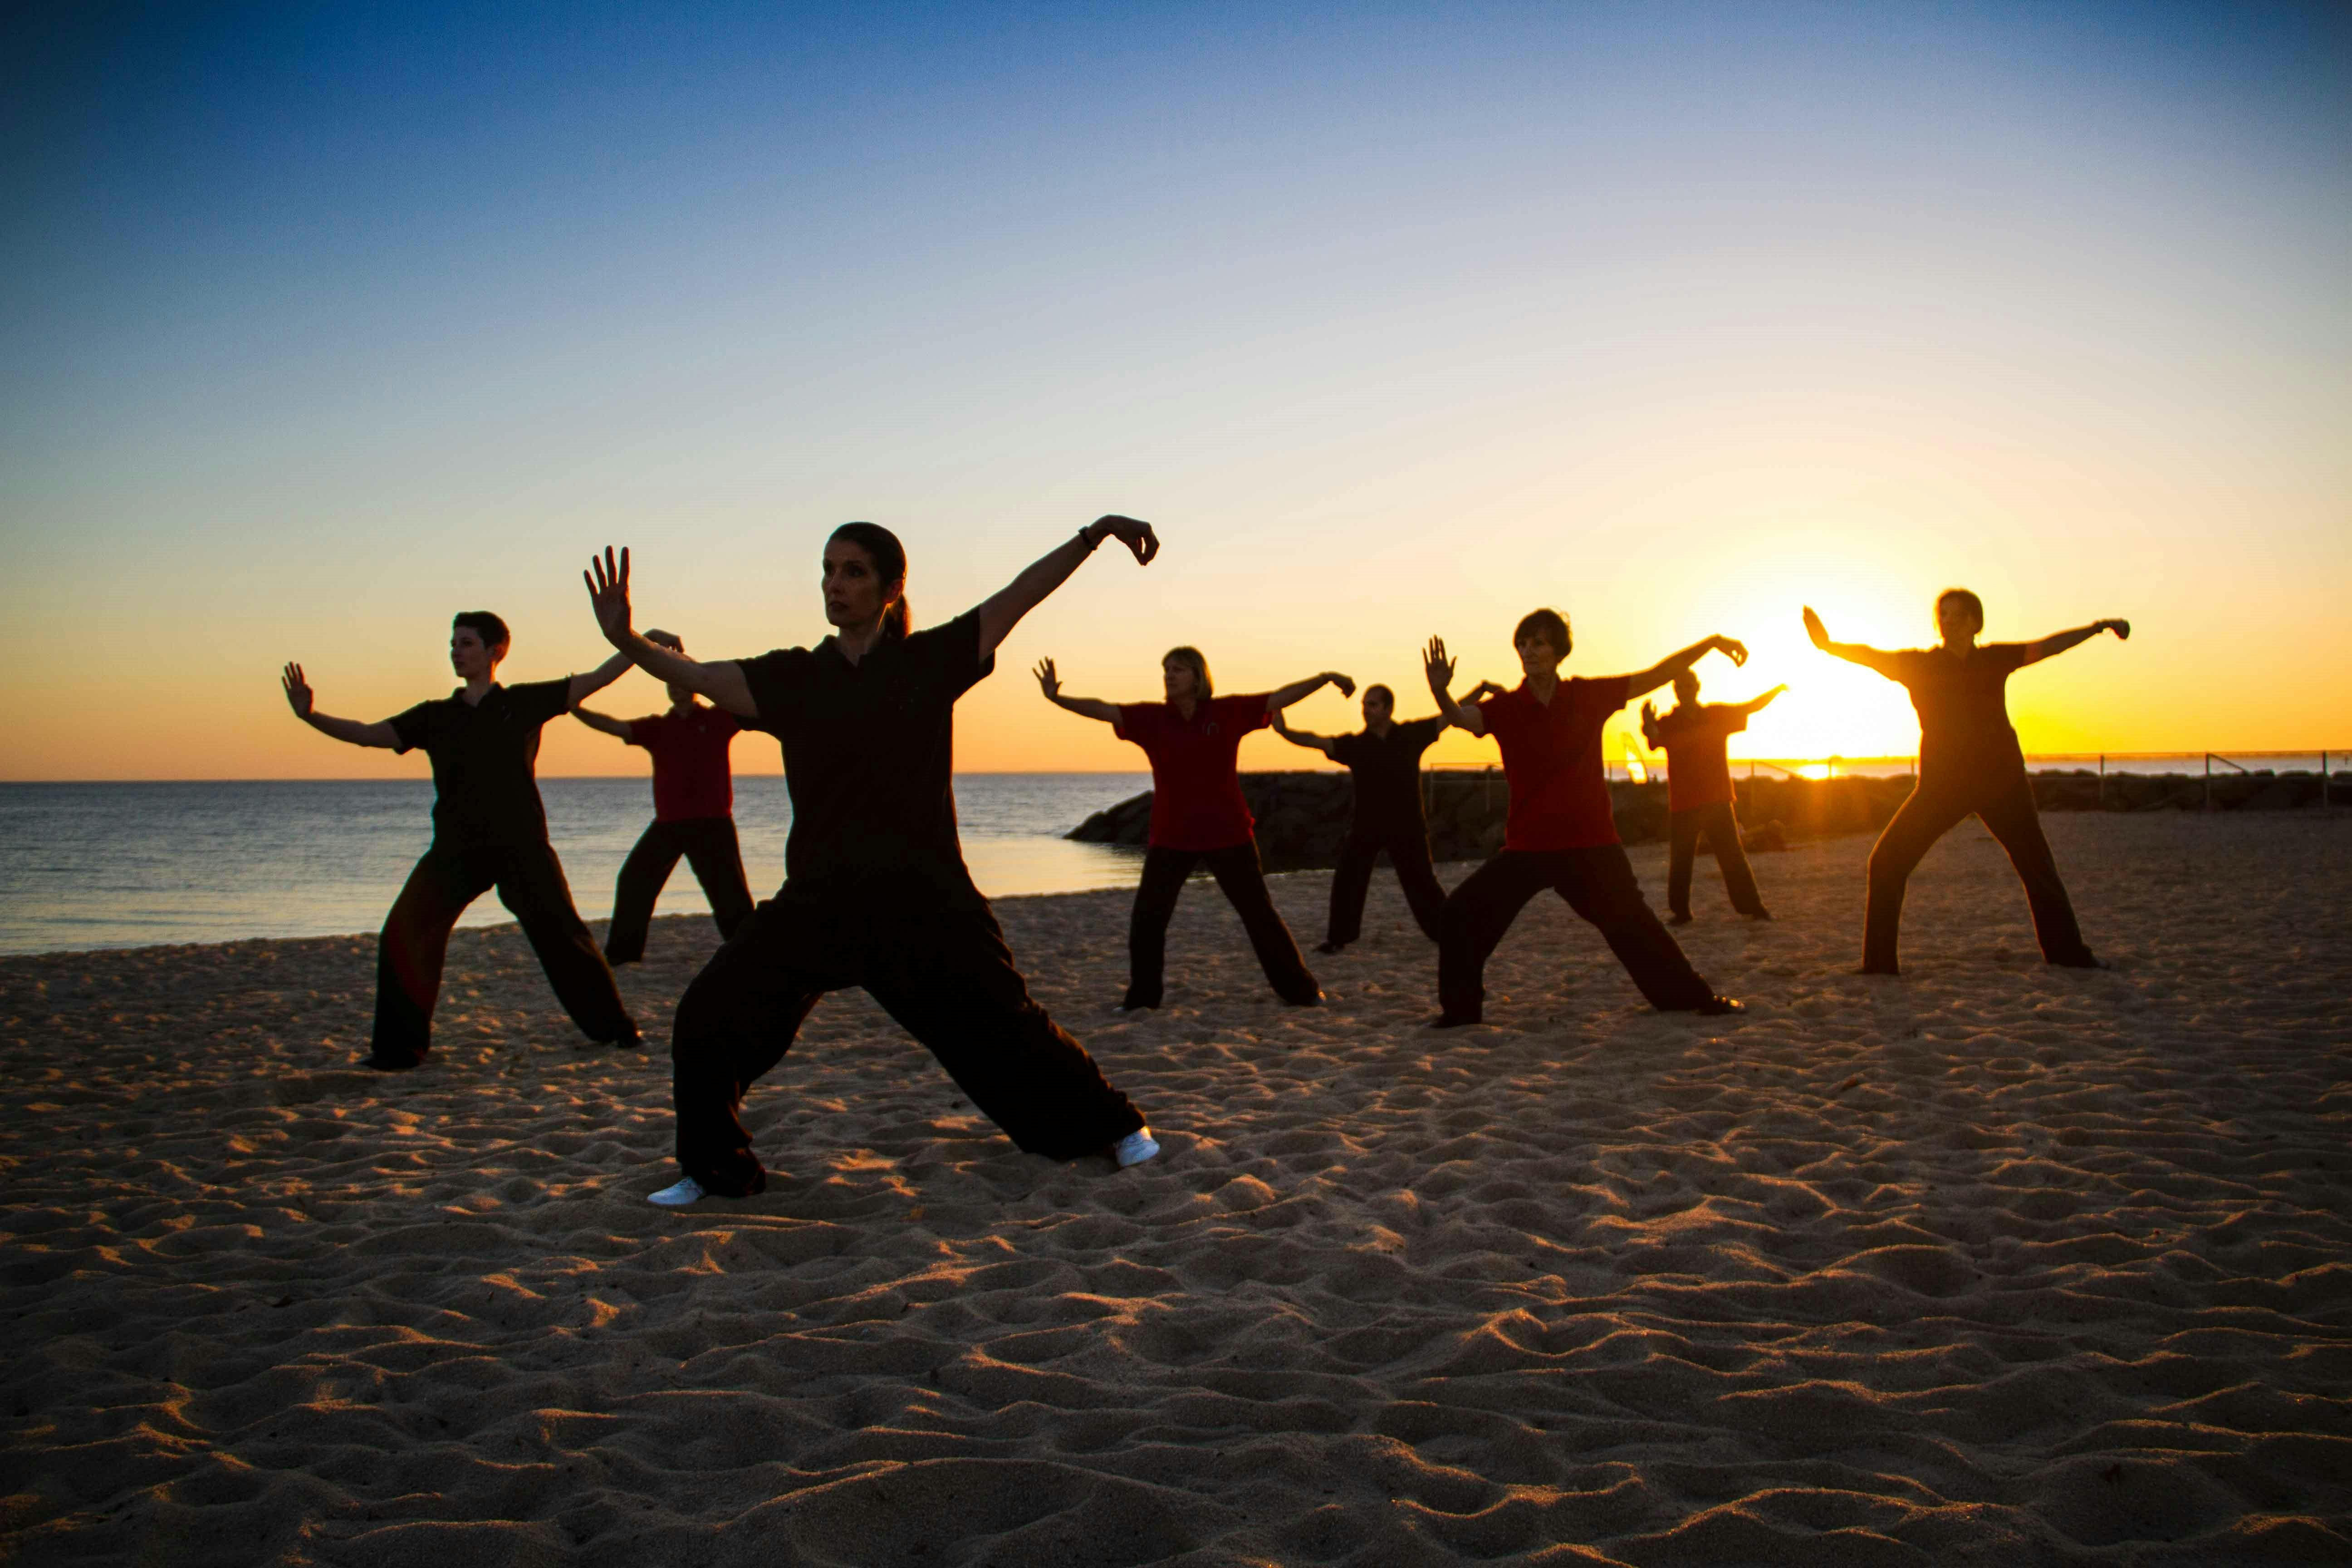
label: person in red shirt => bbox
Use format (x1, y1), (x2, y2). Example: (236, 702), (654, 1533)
(570, 630), (755, 965)
(1424, 608), (1747, 1026)
(1639, 673), (1786, 924)
(1037, 649), (1353, 1009)
(1805, 590), (2128, 975)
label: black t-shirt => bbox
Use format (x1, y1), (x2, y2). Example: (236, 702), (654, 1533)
(388, 678), (571, 842)
(1891, 644), (2029, 777)
(734, 611), (995, 893)
(1328, 715), (1445, 833)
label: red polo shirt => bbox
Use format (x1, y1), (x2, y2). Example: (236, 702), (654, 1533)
(1115, 693), (1272, 850)
(1656, 702), (1746, 812)
(1475, 675), (1631, 851)
(627, 705), (741, 822)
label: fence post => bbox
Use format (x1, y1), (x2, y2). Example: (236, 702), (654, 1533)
(2204, 753), (2212, 813)
(2098, 754), (2105, 810)
(2325, 750), (2331, 817)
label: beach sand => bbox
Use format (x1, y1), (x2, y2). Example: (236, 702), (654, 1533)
(4, 812), (2348, 1566)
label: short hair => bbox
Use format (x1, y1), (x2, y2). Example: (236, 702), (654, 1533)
(452, 611), (510, 652)
(1364, 683), (1395, 706)
(1162, 646), (1213, 699)
(1672, 668), (1700, 693)
(1513, 608), (1571, 656)
(1935, 588), (1985, 630)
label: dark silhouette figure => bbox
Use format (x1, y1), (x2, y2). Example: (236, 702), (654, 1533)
(570, 630), (755, 965)
(279, 616), (641, 1070)
(584, 521), (1163, 1207)
(1425, 610), (1745, 1026)
(1804, 591), (2129, 975)
(1639, 673), (1785, 923)
(1269, 684), (1458, 952)
(1039, 649), (1349, 1009)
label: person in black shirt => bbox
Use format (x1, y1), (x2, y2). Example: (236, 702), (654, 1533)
(280, 612), (642, 1069)
(1269, 683), (1457, 953)
(582, 519), (1164, 1207)
(1805, 590), (2130, 975)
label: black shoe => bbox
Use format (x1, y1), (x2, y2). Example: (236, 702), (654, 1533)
(1426, 1011), (1480, 1029)
(1115, 1000), (1159, 1014)
(1854, 964), (1900, 978)
(364, 1053), (422, 1073)
(1667, 913), (1694, 926)
(2050, 952), (2108, 970)
(1690, 995), (1744, 1016)
(1314, 940), (1347, 955)
(1744, 908), (1774, 921)
(1287, 990), (1326, 1008)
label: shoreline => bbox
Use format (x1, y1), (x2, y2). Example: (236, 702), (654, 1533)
(4, 812), (2348, 1563)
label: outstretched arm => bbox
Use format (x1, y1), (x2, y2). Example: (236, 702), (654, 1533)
(1803, 607), (1901, 678)
(1740, 683), (1789, 715)
(1266, 670), (1354, 714)
(1425, 637), (1487, 736)
(975, 516), (1160, 659)
(1269, 710), (1338, 758)
(1618, 635), (1748, 701)
(565, 648), (636, 709)
(2021, 619), (2130, 666)
(1033, 657), (1121, 725)
(569, 705), (635, 742)
(583, 549), (758, 720)
(281, 663), (400, 749)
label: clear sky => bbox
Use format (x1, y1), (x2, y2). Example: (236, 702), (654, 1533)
(5, 2), (2346, 782)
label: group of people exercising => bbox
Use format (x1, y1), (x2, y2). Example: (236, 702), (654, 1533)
(283, 516), (2130, 1206)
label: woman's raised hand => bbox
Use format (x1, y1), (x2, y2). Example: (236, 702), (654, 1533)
(1802, 607), (1829, 650)
(1714, 636), (1750, 667)
(1091, 515), (1159, 565)
(1424, 637), (1455, 691)
(281, 662), (312, 717)
(583, 547), (633, 646)
(1327, 671), (1356, 698)
(1033, 657), (1061, 701)
(2100, 618), (2132, 641)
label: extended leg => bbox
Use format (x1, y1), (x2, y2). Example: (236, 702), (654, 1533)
(867, 896), (1147, 1161)
(605, 822), (683, 965)
(1205, 842), (1323, 1004)
(371, 843), (492, 1068)
(1666, 809), (1701, 920)
(1122, 848), (1195, 1009)
(1862, 786), (1973, 975)
(1385, 828), (1448, 942)
(669, 897), (836, 1196)
(1706, 800), (1768, 916)
(495, 841), (637, 1045)
(1433, 851), (1555, 1024)
(680, 817), (756, 941)
(1976, 774), (2097, 966)
(1324, 830), (1380, 947)
(1553, 845), (1716, 1010)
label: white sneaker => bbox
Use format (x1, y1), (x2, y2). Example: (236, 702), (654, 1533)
(647, 1176), (705, 1207)
(1112, 1129), (1161, 1168)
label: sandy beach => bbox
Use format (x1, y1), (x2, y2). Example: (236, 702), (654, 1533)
(4, 810), (2348, 1566)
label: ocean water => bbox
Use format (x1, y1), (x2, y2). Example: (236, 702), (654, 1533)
(0, 775), (1150, 957)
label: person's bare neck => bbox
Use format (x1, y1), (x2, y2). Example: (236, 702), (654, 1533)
(460, 675), (496, 706)
(1173, 694), (1198, 720)
(669, 696), (700, 715)
(1367, 717), (1392, 737)
(834, 618), (885, 666)
(1528, 670), (1559, 704)
(1940, 636), (1977, 661)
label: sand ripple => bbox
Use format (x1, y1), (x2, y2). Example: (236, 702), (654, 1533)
(3, 813), (2348, 1564)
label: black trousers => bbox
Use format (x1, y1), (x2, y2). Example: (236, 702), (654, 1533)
(1666, 799), (1766, 918)
(1437, 845), (1715, 1022)
(1863, 769), (2092, 974)
(604, 815), (755, 964)
(1125, 841), (1321, 1009)
(372, 836), (635, 1066)
(1328, 823), (1447, 945)
(670, 879), (1146, 1195)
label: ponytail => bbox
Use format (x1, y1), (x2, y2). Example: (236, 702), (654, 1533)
(830, 521), (910, 642)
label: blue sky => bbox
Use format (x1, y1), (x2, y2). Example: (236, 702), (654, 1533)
(5, 2), (2346, 776)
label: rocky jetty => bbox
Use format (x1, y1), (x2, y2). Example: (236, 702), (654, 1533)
(1066, 768), (2350, 873)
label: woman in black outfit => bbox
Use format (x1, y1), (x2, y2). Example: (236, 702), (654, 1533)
(1804, 590), (2129, 975)
(584, 518), (1165, 1207)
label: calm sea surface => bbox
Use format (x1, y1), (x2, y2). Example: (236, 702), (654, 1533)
(0, 775), (1150, 957)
